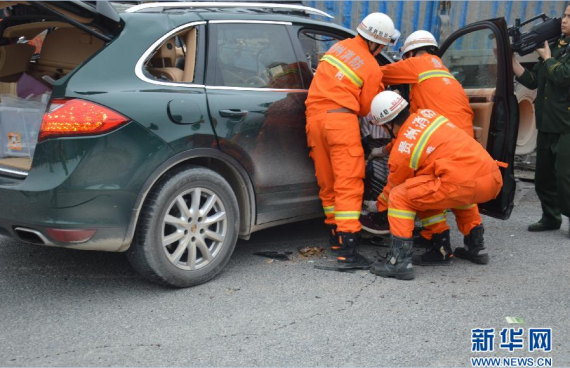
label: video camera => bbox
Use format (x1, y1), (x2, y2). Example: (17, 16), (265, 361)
(508, 14), (562, 56)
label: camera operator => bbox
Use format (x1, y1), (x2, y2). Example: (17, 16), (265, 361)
(512, 4), (570, 234)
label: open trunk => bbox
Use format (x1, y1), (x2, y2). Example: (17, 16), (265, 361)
(0, 1), (121, 175)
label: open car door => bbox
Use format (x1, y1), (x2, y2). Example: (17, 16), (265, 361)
(439, 18), (519, 220)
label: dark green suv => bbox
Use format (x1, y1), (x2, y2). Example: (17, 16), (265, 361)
(0, 1), (519, 287)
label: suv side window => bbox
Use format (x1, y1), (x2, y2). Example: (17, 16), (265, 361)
(212, 23), (303, 89)
(298, 30), (344, 72)
(144, 26), (199, 83)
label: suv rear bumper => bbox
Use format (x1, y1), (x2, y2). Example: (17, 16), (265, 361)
(0, 190), (131, 251)
(0, 122), (173, 252)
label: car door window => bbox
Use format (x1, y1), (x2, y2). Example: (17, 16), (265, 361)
(213, 24), (303, 89)
(440, 28), (499, 150)
(439, 19), (518, 220)
(298, 31), (344, 73)
(440, 28), (498, 88)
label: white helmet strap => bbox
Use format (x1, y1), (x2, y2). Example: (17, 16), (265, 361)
(389, 29), (401, 47)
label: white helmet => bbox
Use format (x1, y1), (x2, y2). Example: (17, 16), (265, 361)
(400, 30), (438, 55)
(357, 13), (400, 46)
(370, 91), (409, 126)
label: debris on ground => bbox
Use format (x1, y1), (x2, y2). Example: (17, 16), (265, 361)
(505, 317), (525, 324)
(313, 264), (357, 273)
(314, 262), (371, 272)
(298, 246), (326, 257)
(514, 153), (535, 182)
(253, 251), (292, 261)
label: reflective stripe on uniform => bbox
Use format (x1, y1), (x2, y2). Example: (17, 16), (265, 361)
(420, 211), (447, 227)
(409, 116), (448, 169)
(454, 204), (476, 210)
(388, 208), (416, 220)
(418, 70), (457, 83)
(320, 55), (364, 88)
(380, 193), (388, 203)
(548, 62), (562, 75)
(334, 210), (361, 220)
(323, 205), (335, 214)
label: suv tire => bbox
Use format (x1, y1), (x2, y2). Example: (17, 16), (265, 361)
(127, 166), (239, 287)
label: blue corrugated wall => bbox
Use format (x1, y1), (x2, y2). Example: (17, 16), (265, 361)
(304, 1), (569, 51)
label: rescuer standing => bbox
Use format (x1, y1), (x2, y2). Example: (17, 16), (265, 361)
(305, 13), (399, 267)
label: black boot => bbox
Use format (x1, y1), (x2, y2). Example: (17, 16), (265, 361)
(412, 230), (453, 266)
(454, 225), (489, 265)
(413, 234), (433, 249)
(328, 224), (340, 252)
(370, 236), (414, 280)
(336, 232), (373, 268)
(527, 219), (560, 232)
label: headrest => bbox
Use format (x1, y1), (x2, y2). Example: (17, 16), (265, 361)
(152, 38), (177, 68)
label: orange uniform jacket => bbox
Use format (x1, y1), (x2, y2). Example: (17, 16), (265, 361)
(306, 36), (384, 117)
(378, 109), (499, 211)
(380, 53), (474, 137)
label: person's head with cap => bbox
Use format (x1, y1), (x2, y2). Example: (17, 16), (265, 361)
(399, 30), (439, 60)
(357, 13), (400, 57)
(370, 90), (410, 139)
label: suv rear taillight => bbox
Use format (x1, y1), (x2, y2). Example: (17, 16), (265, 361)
(39, 99), (129, 142)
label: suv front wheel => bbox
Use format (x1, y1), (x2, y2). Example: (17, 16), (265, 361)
(128, 166), (239, 287)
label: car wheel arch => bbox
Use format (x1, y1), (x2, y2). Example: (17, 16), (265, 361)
(119, 148), (256, 252)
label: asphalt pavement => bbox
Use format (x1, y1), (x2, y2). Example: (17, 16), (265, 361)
(0, 181), (568, 367)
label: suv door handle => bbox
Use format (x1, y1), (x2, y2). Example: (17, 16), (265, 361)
(219, 109), (248, 118)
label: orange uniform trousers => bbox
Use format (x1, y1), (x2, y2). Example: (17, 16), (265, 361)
(306, 111), (365, 233)
(387, 170), (503, 238)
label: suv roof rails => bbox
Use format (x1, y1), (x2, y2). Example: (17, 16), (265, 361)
(124, 1), (333, 19)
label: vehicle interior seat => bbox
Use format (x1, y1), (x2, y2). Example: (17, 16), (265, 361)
(147, 37), (183, 82)
(0, 44), (35, 82)
(30, 27), (104, 79)
(182, 28), (197, 83)
(2, 21), (72, 40)
(466, 88), (496, 149)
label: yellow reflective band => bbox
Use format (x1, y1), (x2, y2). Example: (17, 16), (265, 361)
(321, 55), (363, 88)
(388, 208), (416, 220)
(409, 116), (448, 169)
(454, 204), (476, 210)
(548, 62), (561, 74)
(380, 193), (388, 203)
(323, 205), (335, 214)
(420, 212), (447, 227)
(334, 211), (361, 220)
(418, 70), (457, 83)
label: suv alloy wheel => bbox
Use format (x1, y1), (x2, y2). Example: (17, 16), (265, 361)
(127, 166), (239, 287)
